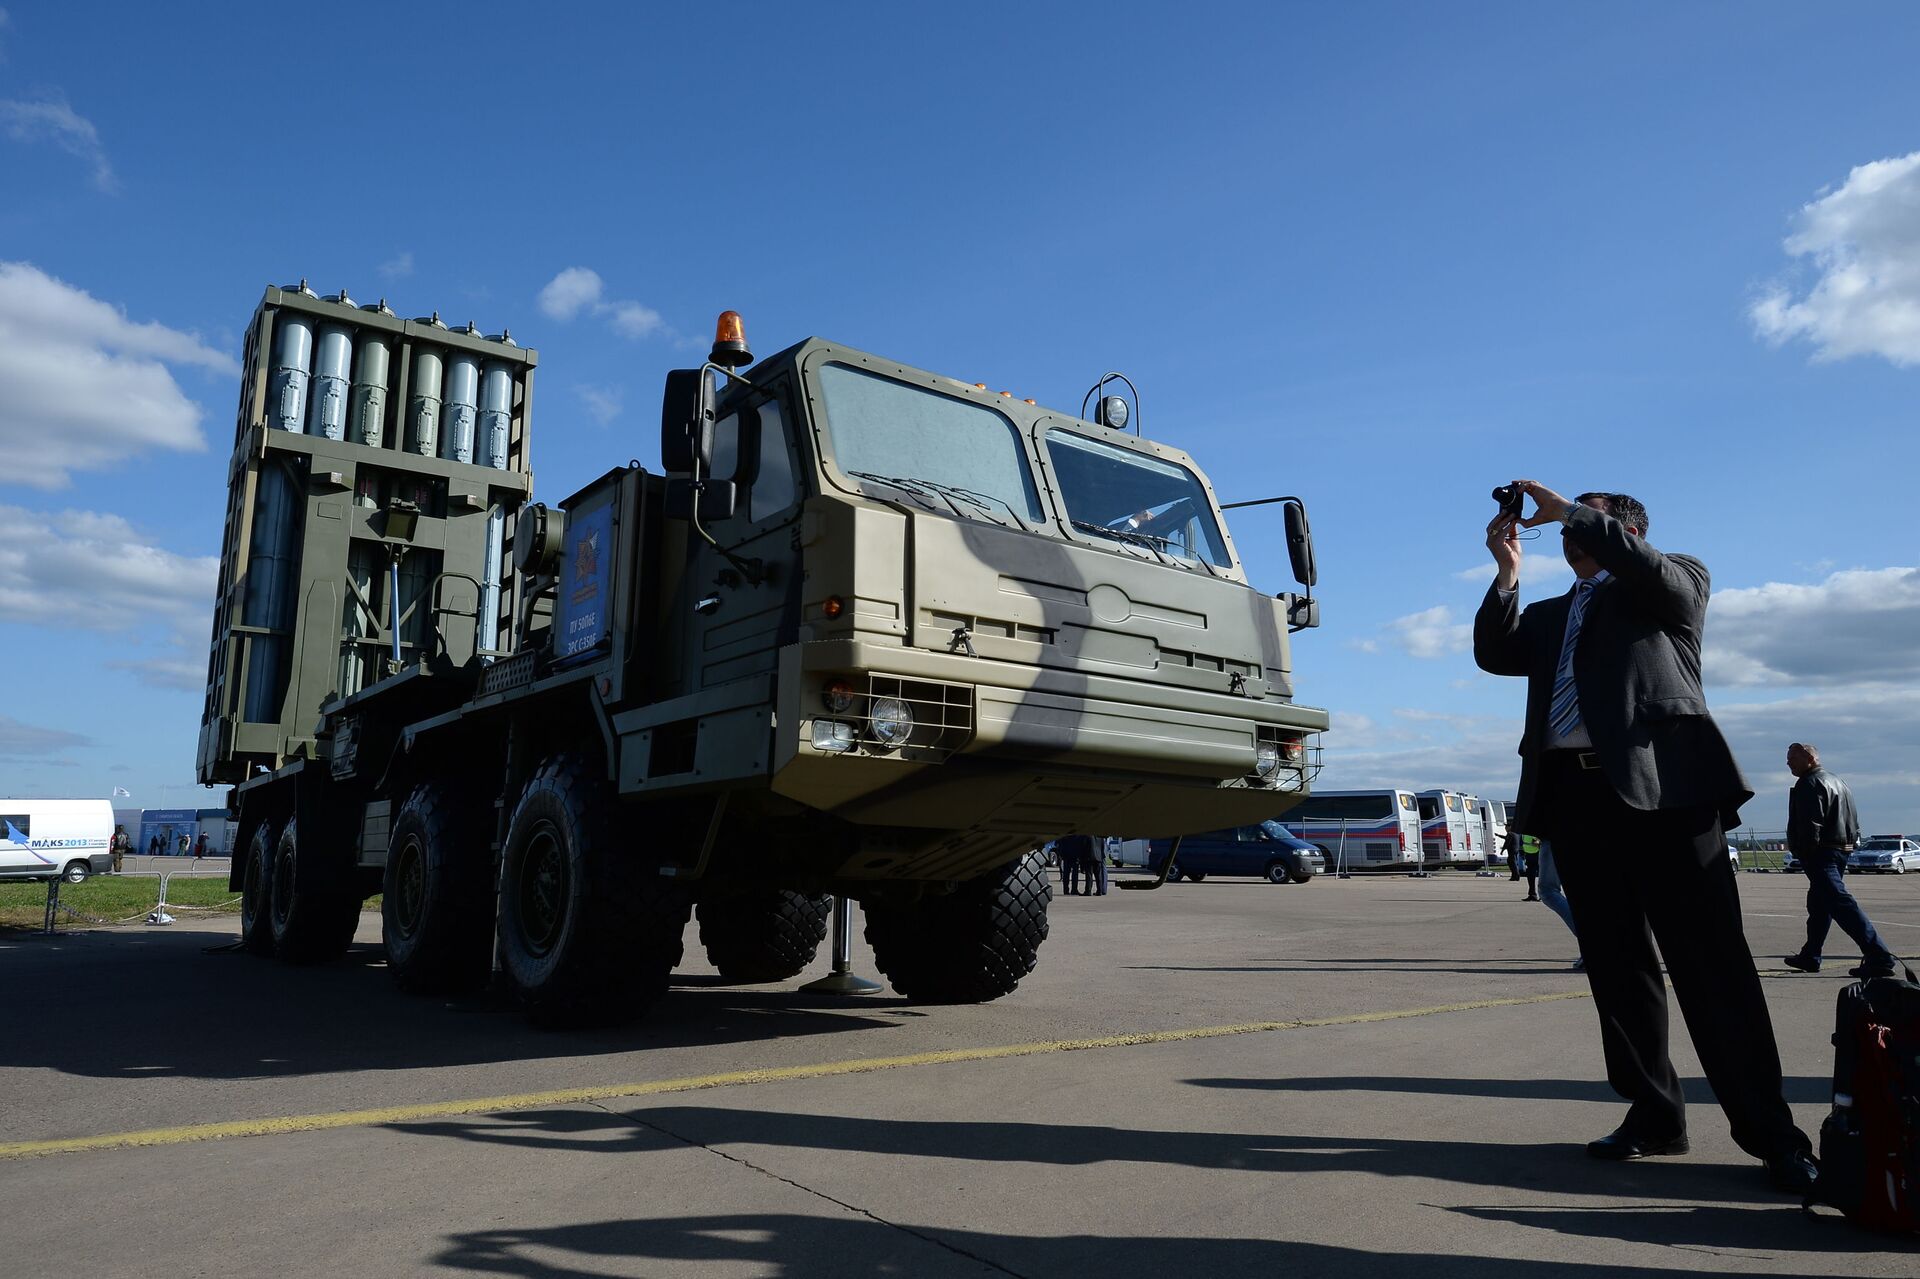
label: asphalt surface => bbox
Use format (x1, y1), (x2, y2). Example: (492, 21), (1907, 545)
(3, 866), (1916, 1277)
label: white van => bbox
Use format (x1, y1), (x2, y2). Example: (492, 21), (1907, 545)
(0, 799), (115, 882)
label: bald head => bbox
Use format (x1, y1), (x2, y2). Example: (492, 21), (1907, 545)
(1786, 742), (1820, 777)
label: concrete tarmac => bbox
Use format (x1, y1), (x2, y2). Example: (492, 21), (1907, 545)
(2, 866), (1915, 1276)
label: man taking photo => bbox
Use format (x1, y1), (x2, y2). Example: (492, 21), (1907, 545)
(1473, 480), (1815, 1194)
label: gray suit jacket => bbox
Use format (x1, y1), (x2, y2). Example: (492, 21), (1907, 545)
(1473, 504), (1751, 836)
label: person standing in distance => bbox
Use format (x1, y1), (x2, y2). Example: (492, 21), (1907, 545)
(1783, 743), (1896, 978)
(1473, 481), (1815, 1194)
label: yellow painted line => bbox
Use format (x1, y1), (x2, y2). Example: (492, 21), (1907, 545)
(0, 988), (1591, 1162)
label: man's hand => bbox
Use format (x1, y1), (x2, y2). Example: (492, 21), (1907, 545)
(1513, 480), (1576, 528)
(1486, 510), (1521, 591)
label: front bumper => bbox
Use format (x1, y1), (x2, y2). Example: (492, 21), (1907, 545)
(772, 639), (1328, 851)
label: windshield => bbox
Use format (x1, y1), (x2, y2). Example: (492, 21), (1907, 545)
(1044, 428), (1230, 569)
(1860, 840), (1899, 850)
(815, 364), (1043, 521)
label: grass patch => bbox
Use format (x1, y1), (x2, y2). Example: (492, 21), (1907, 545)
(0, 874), (242, 930)
(1, 874), (384, 931)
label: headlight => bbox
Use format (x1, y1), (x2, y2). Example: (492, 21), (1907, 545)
(822, 678), (857, 714)
(811, 720), (857, 753)
(1254, 742), (1281, 778)
(869, 696), (913, 747)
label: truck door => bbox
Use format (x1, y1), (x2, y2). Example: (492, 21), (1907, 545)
(675, 380), (807, 695)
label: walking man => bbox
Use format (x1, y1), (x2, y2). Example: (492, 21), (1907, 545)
(110, 824), (130, 873)
(1783, 743), (1896, 978)
(1474, 481), (1815, 1193)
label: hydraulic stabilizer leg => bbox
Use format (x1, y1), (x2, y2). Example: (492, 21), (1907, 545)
(800, 897), (883, 994)
(1117, 835), (1184, 891)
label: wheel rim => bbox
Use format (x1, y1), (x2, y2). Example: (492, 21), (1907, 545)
(391, 834), (427, 941)
(272, 842), (297, 928)
(515, 822), (568, 957)
(242, 839), (264, 927)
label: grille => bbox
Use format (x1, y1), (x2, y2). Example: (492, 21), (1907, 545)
(478, 649), (538, 697)
(834, 675), (974, 760)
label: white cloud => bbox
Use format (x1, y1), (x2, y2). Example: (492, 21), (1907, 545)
(0, 93), (115, 192)
(538, 266), (603, 320)
(0, 713), (90, 762)
(0, 504), (217, 689)
(1751, 151), (1920, 366)
(1382, 604), (1472, 659)
(0, 262), (232, 488)
(1704, 566), (1920, 687)
(1713, 686), (1920, 835)
(604, 300), (663, 339)
(576, 384), (624, 426)
(537, 266), (671, 342)
(378, 251), (414, 280)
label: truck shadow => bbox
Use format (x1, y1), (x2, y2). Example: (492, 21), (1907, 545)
(430, 1212), (1875, 1278)
(397, 1109), (1872, 1260)
(0, 929), (911, 1081)
(1181, 1073), (1833, 1106)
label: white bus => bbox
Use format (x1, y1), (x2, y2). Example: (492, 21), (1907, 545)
(1280, 789), (1423, 870)
(1474, 798), (1511, 865)
(0, 798), (114, 883)
(1415, 789), (1480, 868)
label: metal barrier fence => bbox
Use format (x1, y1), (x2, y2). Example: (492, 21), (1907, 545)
(1728, 830), (1794, 873)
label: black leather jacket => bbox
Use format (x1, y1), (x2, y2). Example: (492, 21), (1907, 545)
(1787, 767), (1859, 855)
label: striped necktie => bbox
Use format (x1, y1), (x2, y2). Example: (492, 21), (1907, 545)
(1548, 578), (1598, 738)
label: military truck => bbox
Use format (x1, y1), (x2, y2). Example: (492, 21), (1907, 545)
(199, 282), (1328, 1024)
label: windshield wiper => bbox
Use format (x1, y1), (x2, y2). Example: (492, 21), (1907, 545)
(1072, 518), (1223, 578)
(850, 472), (1014, 527)
(1072, 518), (1178, 566)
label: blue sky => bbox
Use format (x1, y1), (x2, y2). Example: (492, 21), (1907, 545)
(3, 3), (1918, 831)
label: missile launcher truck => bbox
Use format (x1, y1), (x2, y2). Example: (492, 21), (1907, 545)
(200, 282), (1329, 1024)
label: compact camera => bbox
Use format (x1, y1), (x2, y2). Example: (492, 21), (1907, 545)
(1491, 483), (1525, 520)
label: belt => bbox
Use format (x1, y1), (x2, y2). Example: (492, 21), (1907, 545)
(1545, 750), (1604, 770)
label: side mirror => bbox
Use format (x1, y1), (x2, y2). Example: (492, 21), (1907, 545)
(660, 368), (715, 474)
(1284, 499), (1317, 588)
(1284, 593), (1321, 631)
(664, 478), (737, 522)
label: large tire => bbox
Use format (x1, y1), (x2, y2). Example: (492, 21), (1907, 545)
(239, 818), (280, 956)
(383, 783), (497, 994)
(497, 755), (690, 1026)
(62, 860), (90, 884)
(862, 851), (1051, 1004)
(269, 816), (363, 965)
(697, 890), (832, 983)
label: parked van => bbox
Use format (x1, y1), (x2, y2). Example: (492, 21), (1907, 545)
(1280, 789), (1423, 870)
(0, 799), (114, 882)
(1415, 790), (1479, 868)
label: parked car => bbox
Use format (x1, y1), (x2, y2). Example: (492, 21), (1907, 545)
(1147, 826), (1325, 884)
(1851, 836), (1918, 874)
(1727, 844), (1740, 870)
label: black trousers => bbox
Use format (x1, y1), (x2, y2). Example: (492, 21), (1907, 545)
(1534, 752), (1807, 1160)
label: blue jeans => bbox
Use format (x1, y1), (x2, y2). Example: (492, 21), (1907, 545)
(1799, 849), (1892, 966)
(1537, 844), (1578, 938)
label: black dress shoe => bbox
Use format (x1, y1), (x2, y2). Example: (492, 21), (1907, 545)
(1782, 953), (1821, 973)
(1849, 961), (1897, 979)
(1586, 1127), (1689, 1160)
(1766, 1150), (1818, 1194)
